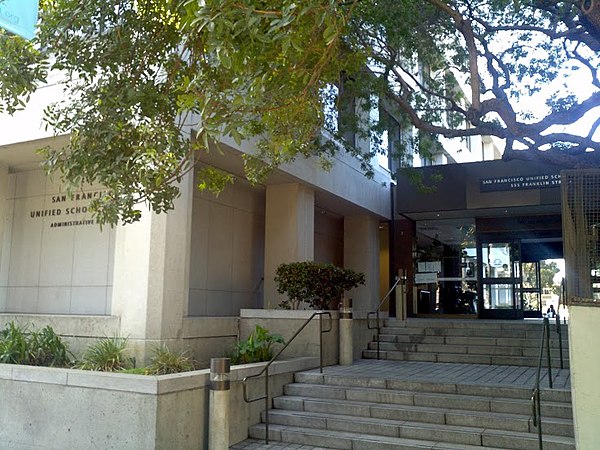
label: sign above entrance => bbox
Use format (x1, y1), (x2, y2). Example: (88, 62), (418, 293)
(480, 173), (561, 193)
(0, 0), (39, 40)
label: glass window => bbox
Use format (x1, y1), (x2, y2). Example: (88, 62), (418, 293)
(483, 284), (514, 309)
(482, 243), (512, 278)
(523, 291), (541, 311)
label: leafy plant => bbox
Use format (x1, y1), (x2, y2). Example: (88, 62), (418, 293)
(275, 262), (365, 310)
(27, 326), (71, 367)
(76, 336), (132, 372)
(0, 322), (29, 364)
(0, 322), (71, 367)
(229, 325), (285, 365)
(146, 344), (195, 375)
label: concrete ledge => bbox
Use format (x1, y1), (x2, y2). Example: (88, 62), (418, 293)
(0, 313), (120, 337)
(0, 357), (318, 449)
(240, 309), (340, 320)
(183, 316), (239, 338)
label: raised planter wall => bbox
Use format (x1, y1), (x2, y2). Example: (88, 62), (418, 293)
(0, 357), (318, 450)
(240, 309), (378, 364)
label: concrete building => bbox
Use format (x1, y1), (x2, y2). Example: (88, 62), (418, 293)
(0, 72), (393, 364)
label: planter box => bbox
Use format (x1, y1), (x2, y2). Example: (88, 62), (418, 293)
(0, 357), (318, 449)
(240, 308), (380, 364)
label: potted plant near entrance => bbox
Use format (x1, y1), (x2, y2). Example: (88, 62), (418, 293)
(274, 261), (365, 310)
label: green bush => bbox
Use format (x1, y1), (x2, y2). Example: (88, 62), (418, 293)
(230, 325), (284, 365)
(0, 322), (28, 365)
(76, 336), (133, 372)
(275, 261), (365, 309)
(0, 322), (71, 367)
(146, 344), (195, 375)
(27, 326), (71, 367)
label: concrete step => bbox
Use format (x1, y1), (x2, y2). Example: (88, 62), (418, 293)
(273, 395), (573, 437)
(283, 382), (572, 420)
(386, 318), (568, 332)
(294, 371), (572, 403)
(380, 326), (569, 342)
(379, 334), (569, 349)
(362, 349), (570, 368)
(369, 341), (569, 358)
(249, 423), (575, 450)
(264, 408), (574, 442)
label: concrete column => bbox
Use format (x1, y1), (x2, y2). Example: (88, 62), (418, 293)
(0, 165), (10, 312)
(209, 358), (230, 450)
(263, 183), (314, 308)
(339, 298), (353, 365)
(344, 215), (380, 312)
(111, 172), (194, 361)
(568, 305), (600, 448)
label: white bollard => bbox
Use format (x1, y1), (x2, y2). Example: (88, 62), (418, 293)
(209, 358), (230, 450)
(339, 298), (353, 365)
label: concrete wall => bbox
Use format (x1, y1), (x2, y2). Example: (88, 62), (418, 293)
(568, 305), (600, 449)
(0, 170), (115, 315)
(314, 211), (343, 266)
(0, 313), (120, 356)
(182, 317), (239, 368)
(0, 357), (318, 450)
(240, 309), (376, 365)
(188, 178), (265, 316)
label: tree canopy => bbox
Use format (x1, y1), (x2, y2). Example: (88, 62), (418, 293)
(0, 0), (598, 225)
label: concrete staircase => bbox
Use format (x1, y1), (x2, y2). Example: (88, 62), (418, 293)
(249, 365), (574, 449)
(243, 319), (574, 449)
(363, 319), (569, 368)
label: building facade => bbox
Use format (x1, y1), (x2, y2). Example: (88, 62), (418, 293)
(0, 76), (392, 364)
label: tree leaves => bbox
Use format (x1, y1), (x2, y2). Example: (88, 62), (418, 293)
(1, 0), (599, 225)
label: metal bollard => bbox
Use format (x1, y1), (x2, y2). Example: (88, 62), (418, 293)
(339, 298), (353, 365)
(209, 358), (230, 450)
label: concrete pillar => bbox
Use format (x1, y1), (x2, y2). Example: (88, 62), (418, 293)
(0, 165), (9, 312)
(111, 172), (194, 362)
(209, 357), (230, 450)
(263, 183), (314, 308)
(344, 215), (380, 312)
(339, 298), (353, 365)
(568, 305), (600, 448)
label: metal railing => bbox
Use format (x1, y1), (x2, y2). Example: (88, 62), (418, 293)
(242, 311), (332, 444)
(367, 276), (403, 360)
(531, 312), (564, 450)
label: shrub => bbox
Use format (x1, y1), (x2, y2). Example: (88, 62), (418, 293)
(0, 322), (71, 367)
(275, 261), (365, 309)
(28, 326), (71, 367)
(229, 325), (284, 365)
(0, 322), (29, 365)
(76, 336), (132, 372)
(146, 344), (195, 375)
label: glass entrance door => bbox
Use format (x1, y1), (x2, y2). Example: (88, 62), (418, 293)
(478, 240), (523, 319)
(522, 261), (542, 318)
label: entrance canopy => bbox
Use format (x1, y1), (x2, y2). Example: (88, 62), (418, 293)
(394, 159), (568, 319)
(395, 159), (563, 222)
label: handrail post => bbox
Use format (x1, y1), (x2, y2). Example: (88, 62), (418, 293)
(319, 312), (324, 373)
(556, 313), (564, 369)
(376, 310), (381, 360)
(265, 365), (269, 444)
(536, 389), (543, 450)
(544, 317), (553, 389)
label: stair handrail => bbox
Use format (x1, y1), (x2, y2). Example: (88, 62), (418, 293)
(555, 312), (564, 369)
(531, 315), (555, 450)
(242, 311), (332, 444)
(367, 276), (403, 360)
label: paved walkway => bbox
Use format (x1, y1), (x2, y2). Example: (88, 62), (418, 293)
(230, 359), (570, 449)
(307, 358), (570, 390)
